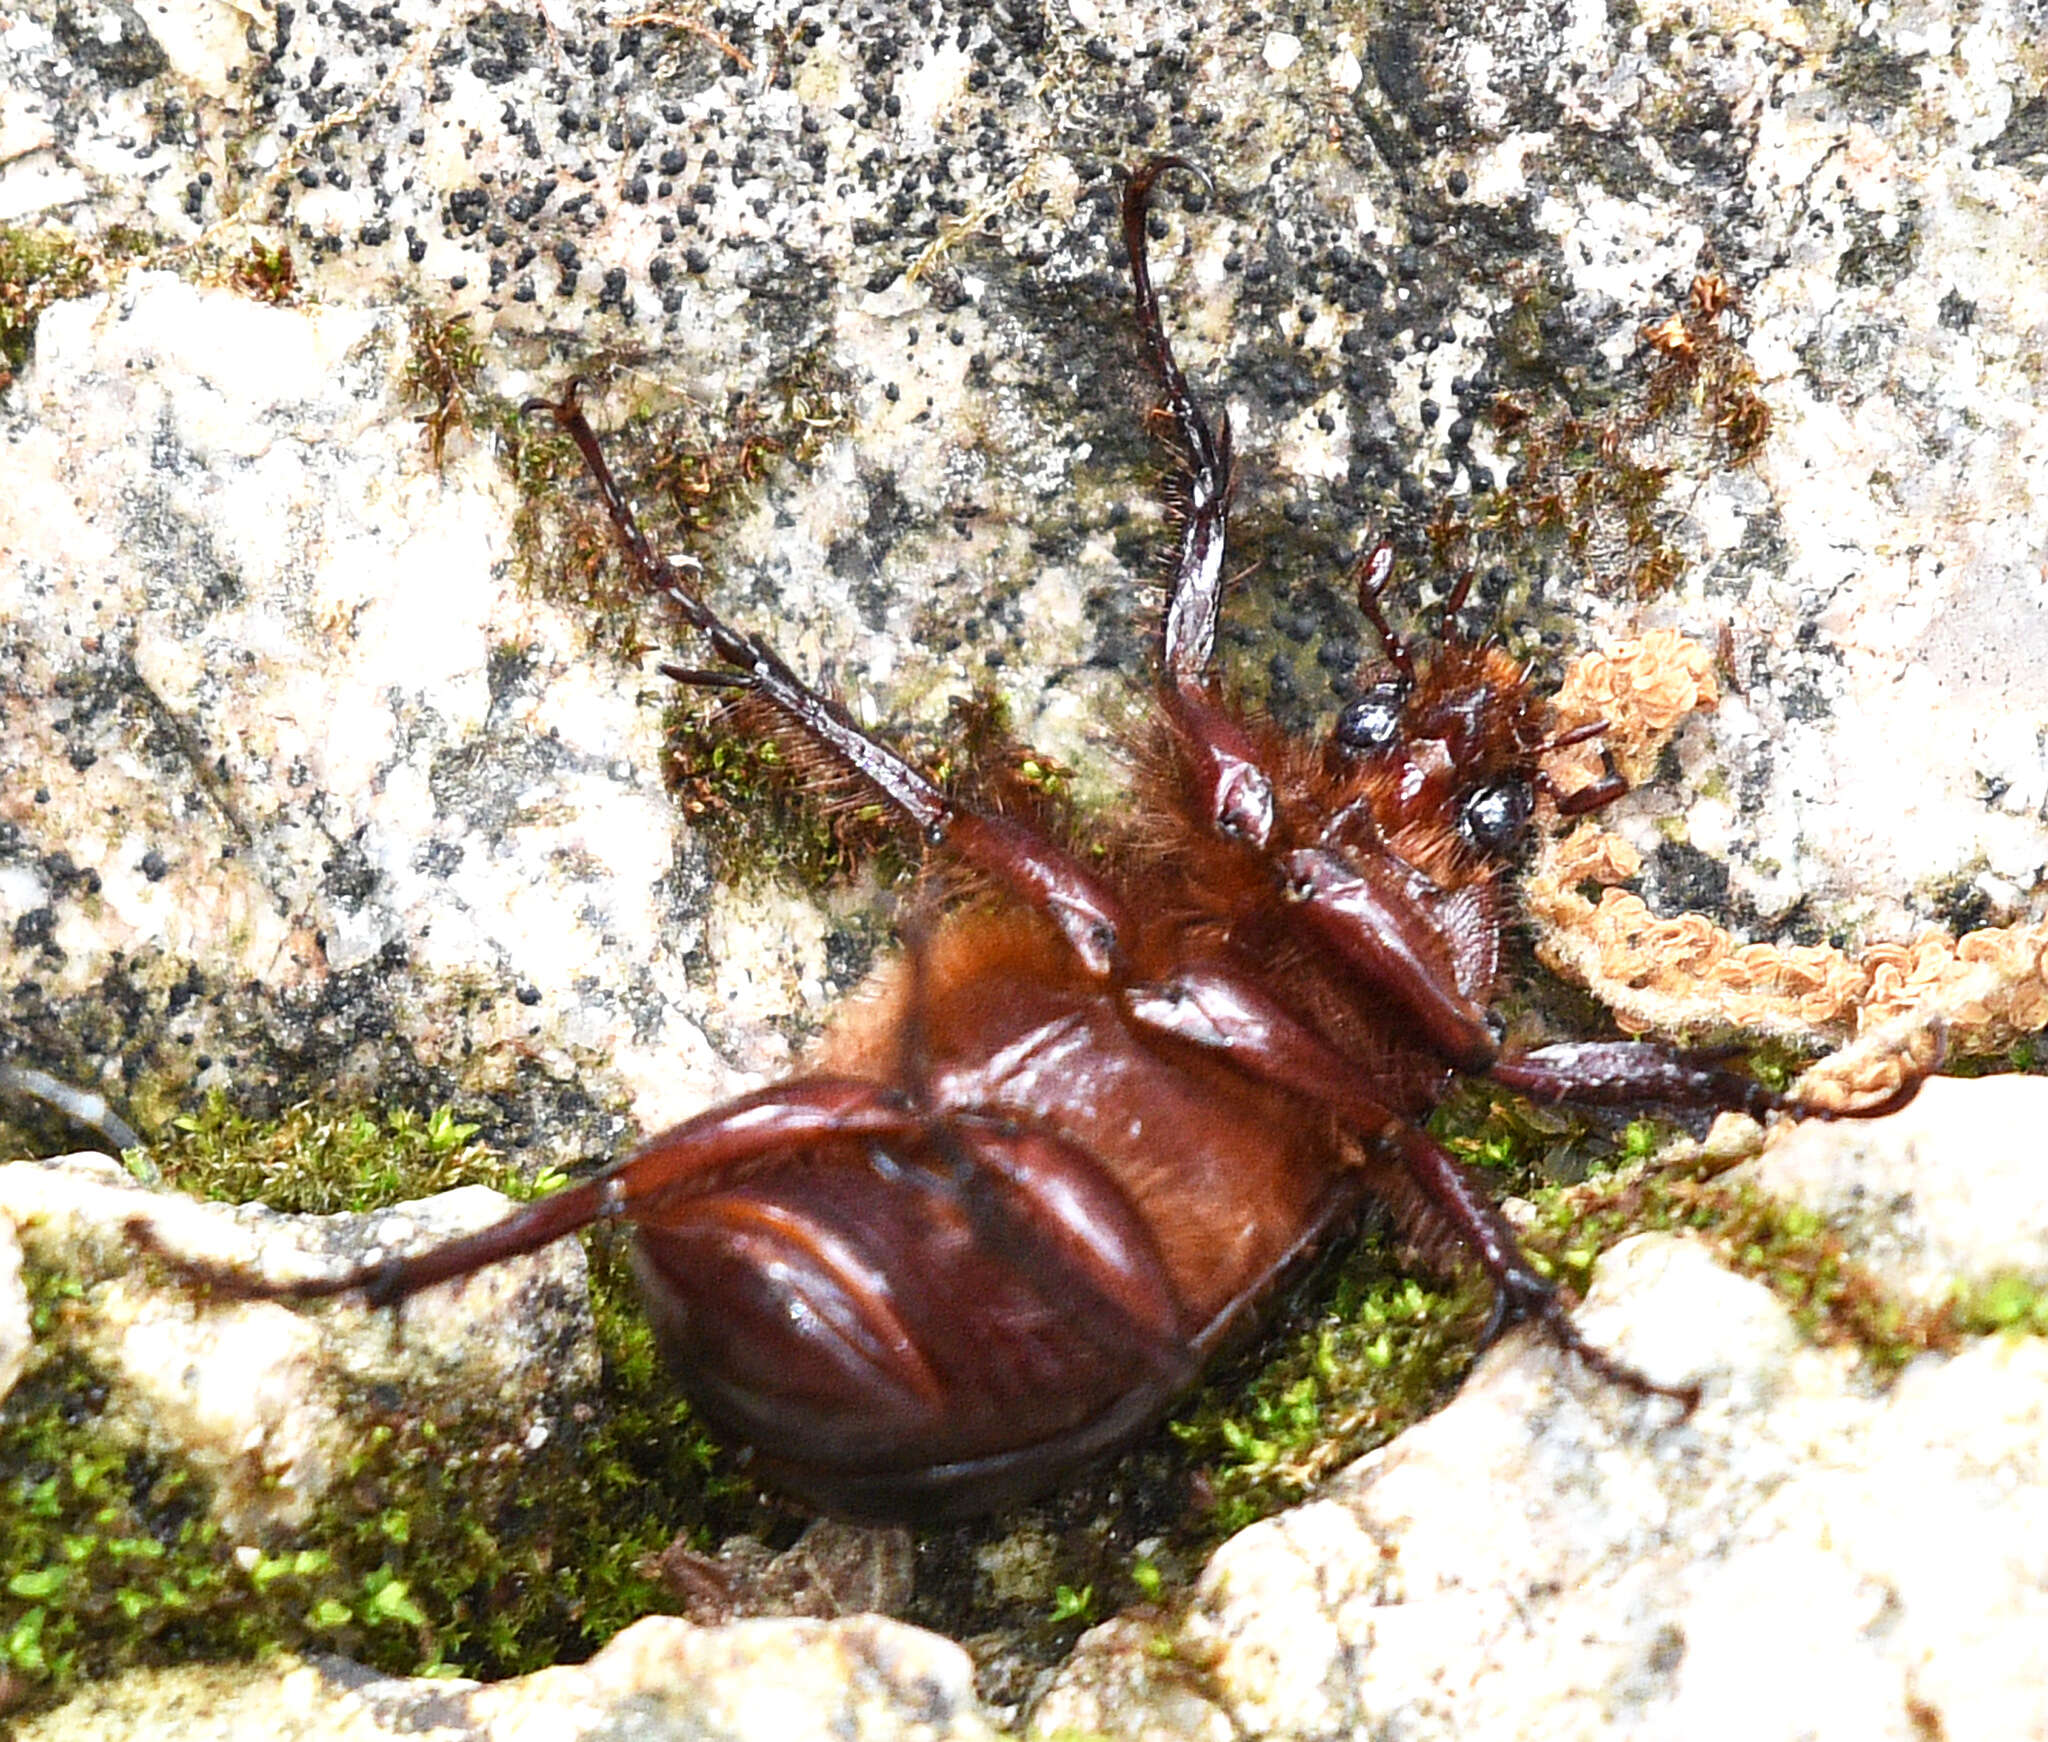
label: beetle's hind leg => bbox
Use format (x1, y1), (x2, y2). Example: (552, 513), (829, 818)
(1375, 1121), (1701, 1410)
(1116, 956), (1696, 1406)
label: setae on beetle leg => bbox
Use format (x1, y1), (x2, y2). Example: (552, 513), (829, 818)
(1124, 157), (1233, 688)
(1125, 160), (1286, 852)
(1489, 1040), (1781, 1118)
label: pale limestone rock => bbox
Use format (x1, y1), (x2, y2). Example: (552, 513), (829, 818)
(1740, 1073), (2048, 1304)
(4, 0), (2048, 1735)
(8, 1613), (1000, 1742)
(1036, 1227), (2048, 1741)
(3, 271), (736, 1146)
(0, 1153), (597, 1536)
(0, 1208), (27, 1402)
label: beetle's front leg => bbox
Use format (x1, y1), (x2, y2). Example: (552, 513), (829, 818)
(1277, 848), (1502, 1072)
(1489, 1040), (1779, 1118)
(1126, 157), (1232, 690)
(1489, 1039), (1924, 1120)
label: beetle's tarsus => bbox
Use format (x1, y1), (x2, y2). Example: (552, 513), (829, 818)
(1489, 1268), (1701, 1414)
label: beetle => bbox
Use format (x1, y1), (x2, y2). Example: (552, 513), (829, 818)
(190, 159), (1914, 1522)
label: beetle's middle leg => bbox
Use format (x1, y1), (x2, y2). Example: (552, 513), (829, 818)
(1118, 954), (1698, 1404)
(526, 388), (1133, 977)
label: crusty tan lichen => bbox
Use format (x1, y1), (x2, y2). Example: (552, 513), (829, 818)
(1546, 628), (1720, 791)
(1532, 633), (2048, 1110)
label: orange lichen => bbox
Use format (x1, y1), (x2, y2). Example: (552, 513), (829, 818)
(1546, 823), (1643, 889)
(1530, 635), (2048, 1110)
(1545, 628), (1719, 792)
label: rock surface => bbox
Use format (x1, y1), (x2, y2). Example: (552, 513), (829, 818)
(4, 0), (2046, 1154)
(0, 1152), (597, 1536)
(11, 1077), (2047, 1738)
(1741, 1072), (2048, 1307)
(1035, 1085), (2048, 1740)
(8, 1612), (1000, 1742)
(4, 0), (2047, 1734)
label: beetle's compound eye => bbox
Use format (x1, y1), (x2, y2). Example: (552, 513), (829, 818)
(1334, 684), (1407, 756)
(1460, 778), (1534, 856)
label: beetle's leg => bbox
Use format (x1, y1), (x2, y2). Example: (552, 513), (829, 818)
(1276, 846), (1502, 1071)
(154, 1079), (929, 1307)
(1375, 1121), (1698, 1408)
(1533, 718), (1630, 815)
(1125, 160), (1288, 851)
(1348, 544), (1414, 685)
(1542, 770), (1631, 815)
(1120, 957), (1695, 1405)
(1125, 157), (1232, 689)
(527, 388), (1131, 977)
(1491, 1039), (1924, 1121)
(1489, 1040), (1781, 1118)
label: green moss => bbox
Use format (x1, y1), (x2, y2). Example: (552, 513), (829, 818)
(1166, 1245), (1478, 1540)
(660, 701), (890, 890)
(662, 688), (1057, 895)
(1953, 1272), (2048, 1338)
(496, 354), (851, 667)
(400, 309), (485, 470)
(0, 1095), (774, 1718)
(1524, 1166), (1965, 1376)
(152, 1092), (511, 1212)
(1942, 1035), (2048, 1080)
(227, 242), (298, 305)
(0, 227), (95, 390)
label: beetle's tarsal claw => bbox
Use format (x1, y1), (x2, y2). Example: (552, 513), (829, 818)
(1476, 1282), (1517, 1350)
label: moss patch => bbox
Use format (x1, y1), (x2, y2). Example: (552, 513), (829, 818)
(400, 308), (484, 470)
(0, 228), (93, 393)
(1526, 1159), (1967, 1376)
(1450, 268), (1775, 606)
(1165, 1242), (1477, 1540)
(0, 1096), (777, 1720)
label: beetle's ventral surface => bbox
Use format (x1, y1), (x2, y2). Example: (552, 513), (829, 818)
(184, 160), (1921, 1523)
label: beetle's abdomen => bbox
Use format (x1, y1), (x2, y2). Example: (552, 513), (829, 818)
(916, 966), (1349, 1331)
(631, 1122), (1200, 1520)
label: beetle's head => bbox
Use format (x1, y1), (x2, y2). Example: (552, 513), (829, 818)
(1326, 639), (1550, 865)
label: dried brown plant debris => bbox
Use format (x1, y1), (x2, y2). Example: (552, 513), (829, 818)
(1531, 633), (2048, 1111)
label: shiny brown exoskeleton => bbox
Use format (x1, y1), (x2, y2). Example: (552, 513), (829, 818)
(209, 161), (1912, 1522)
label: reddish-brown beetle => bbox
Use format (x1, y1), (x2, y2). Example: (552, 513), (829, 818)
(201, 161), (1911, 1522)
